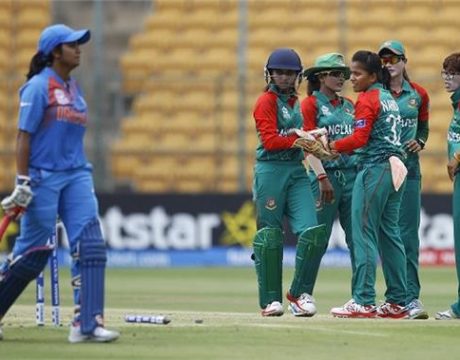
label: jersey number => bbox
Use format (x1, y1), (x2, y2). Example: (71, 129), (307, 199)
(384, 114), (401, 146)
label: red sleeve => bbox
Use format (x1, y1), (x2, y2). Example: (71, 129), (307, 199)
(300, 95), (318, 131)
(334, 89), (380, 152)
(253, 92), (297, 150)
(410, 82), (429, 122)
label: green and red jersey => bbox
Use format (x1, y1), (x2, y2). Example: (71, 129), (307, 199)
(334, 83), (405, 164)
(391, 80), (429, 175)
(448, 88), (460, 160)
(253, 85), (304, 161)
(301, 90), (356, 169)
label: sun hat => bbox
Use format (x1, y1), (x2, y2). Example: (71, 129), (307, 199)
(38, 24), (91, 56)
(303, 53), (350, 80)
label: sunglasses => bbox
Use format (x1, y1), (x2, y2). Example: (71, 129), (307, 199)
(441, 70), (460, 81)
(317, 70), (349, 80)
(380, 55), (403, 65)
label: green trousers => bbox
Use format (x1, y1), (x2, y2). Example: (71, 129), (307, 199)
(253, 161), (318, 235)
(309, 168), (357, 294)
(398, 178), (422, 302)
(451, 175), (460, 315)
(352, 162), (407, 306)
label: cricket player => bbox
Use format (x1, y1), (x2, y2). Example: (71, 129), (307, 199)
(378, 40), (430, 320)
(437, 53), (460, 320)
(301, 53), (357, 297)
(329, 50), (409, 319)
(0, 24), (119, 342)
(252, 48), (328, 317)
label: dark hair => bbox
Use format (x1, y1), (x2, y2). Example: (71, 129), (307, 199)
(352, 50), (391, 90)
(306, 76), (321, 96)
(443, 52), (460, 73)
(26, 50), (54, 80)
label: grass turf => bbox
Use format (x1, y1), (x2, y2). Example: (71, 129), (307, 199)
(2, 266), (460, 359)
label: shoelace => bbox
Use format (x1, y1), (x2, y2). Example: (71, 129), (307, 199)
(299, 293), (314, 302)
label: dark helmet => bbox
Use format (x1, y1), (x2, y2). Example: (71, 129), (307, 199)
(265, 48), (303, 72)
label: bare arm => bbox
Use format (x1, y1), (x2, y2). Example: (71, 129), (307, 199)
(16, 130), (30, 176)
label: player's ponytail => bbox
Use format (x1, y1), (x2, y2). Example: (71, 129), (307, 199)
(26, 51), (53, 80)
(379, 66), (392, 90)
(352, 50), (392, 90)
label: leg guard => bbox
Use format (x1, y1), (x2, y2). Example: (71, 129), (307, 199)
(0, 247), (52, 317)
(289, 224), (327, 297)
(78, 219), (107, 335)
(253, 228), (283, 308)
(70, 256), (81, 322)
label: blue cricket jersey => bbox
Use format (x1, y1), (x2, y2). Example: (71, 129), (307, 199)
(18, 67), (88, 171)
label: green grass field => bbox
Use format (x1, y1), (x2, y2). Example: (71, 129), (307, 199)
(3, 266), (460, 359)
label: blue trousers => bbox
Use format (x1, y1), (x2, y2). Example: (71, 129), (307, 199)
(12, 164), (98, 257)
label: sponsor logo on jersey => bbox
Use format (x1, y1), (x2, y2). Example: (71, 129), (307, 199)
(20, 101), (32, 107)
(355, 119), (366, 128)
(320, 105), (332, 116)
(448, 131), (460, 143)
(54, 89), (70, 105)
(399, 117), (417, 128)
(281, 106), (291, 120)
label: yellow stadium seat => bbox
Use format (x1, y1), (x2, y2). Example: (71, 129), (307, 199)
(12, 0), (50, 11)
(114, 0), (460, 193)
(15, 9), (50, 29)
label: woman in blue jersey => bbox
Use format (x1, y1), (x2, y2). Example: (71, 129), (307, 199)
(0, 24), (118, 343)
(378, 40), (430, 320)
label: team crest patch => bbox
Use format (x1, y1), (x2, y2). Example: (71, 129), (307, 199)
(408, 98), (417, 108)
(321, 105), (332, 116)
(265, 198), (277, 210)
(54, 89), (70, 105)
(355, 119), (366, 128)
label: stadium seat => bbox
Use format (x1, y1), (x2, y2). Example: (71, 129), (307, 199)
(113, 0), (460, 193)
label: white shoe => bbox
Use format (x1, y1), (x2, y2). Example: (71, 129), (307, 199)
(330, 299), (376, 318)
(0, 325), (3, 341)
(405, 299), (429, 320)
(435, 308), (460, 320)
(286, 292), (316, 317)
(68, 323), (120, 343)
(261, 301), (284, 317)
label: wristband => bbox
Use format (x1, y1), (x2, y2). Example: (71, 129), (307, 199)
(454, 152), (460, 162)
(16, 175), (31, 186)
(416, 138), (426, 149)
(317, 173), (328, 181)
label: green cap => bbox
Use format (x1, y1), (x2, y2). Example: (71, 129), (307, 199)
(303, 53), (350, 80)
(378, 40), (405, 56)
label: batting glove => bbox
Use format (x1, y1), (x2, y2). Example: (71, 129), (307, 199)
(1, 175), (33, 219)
